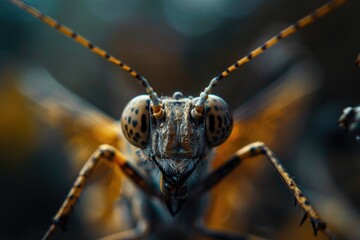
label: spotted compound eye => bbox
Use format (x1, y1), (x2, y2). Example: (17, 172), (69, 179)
(120, 95), (151, 148)
(205, 95), (233, 147)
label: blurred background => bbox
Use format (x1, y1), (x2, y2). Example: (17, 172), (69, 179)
(0, 0), (359, 239)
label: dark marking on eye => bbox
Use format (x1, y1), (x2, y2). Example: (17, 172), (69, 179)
(125, 124), (128, 131)
(130, 129), (133, 135)
(222, 128), (225, 133)
(209, 115), (215, 132)
(220, 132), (225, 138)
(226, 126), (230, 131)
(132, 137), (138, 143)
(304, 200), (310, 206)
(128, 117), (131, 124)
(135, 109), (139, 114)
(141, 141), (147, 146)
(216, 130), (220, 134)
(217, 115), (223, 128)
(131, 107), (134, 112)
(135, 133), (140, 138)
(141, 114), (148, 132)
(205, 106), (210, 113)
(214, 106), (219, 111)
(132, 120), (138, 127)
(213, 136), (219, 142)
(223, 115), (228, 125)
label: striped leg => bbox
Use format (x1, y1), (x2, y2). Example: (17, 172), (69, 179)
(43, 144), (160, 240)
(190, 142), (334, 239)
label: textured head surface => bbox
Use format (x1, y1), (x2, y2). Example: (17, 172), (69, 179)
(150, 97), (207, 180)
(122, 93), (233, 177)
(121, 93), (233, 215)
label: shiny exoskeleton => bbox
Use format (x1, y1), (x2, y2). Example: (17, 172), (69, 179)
(121, 92), (233, 215)
(8, 0), (347, 239)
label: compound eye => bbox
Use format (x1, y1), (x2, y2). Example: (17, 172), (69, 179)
(120, 95), (151, 148)
(205, 95), (233, 147)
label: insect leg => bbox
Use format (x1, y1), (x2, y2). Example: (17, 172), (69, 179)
(98, 187), (149, 240)
(190, 142), (334, 239)
(194, 220), (248, 240)
(43, 144), (160, 240)
(98, 220), (148, 240)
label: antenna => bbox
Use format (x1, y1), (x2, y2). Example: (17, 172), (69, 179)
(193, 0), (347, 117)
(9, 0), (164, 118)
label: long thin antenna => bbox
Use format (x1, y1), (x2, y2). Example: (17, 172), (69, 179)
(193, 0), (346, 116)
(9, 0), (164, 117)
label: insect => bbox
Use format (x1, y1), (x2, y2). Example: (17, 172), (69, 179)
(339, 106), (360, 142)
(9, 0), (346, 239)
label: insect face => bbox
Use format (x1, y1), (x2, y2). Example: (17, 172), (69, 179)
(8, 0), (348, 238)
(121, 92), (233, 215)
